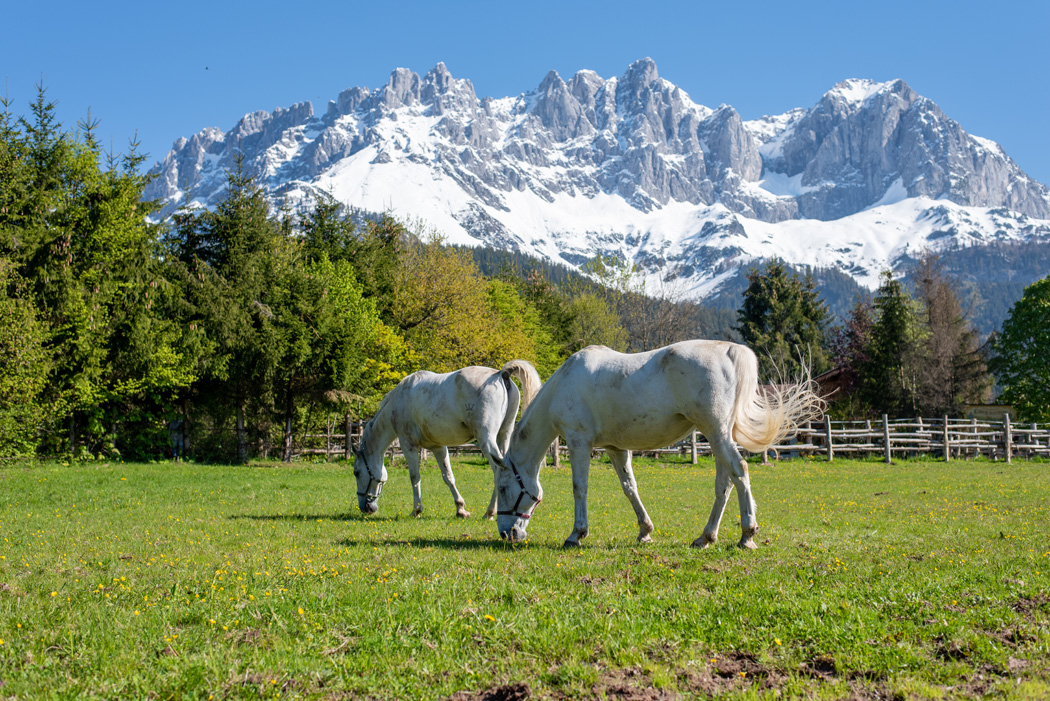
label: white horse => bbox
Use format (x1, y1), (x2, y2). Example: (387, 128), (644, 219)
(492, 341), (822, 548)
(352, 360), (541, 519)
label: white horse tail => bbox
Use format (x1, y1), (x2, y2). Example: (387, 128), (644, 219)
(501, 359), (542, 411)
(730, 345), (825, 453)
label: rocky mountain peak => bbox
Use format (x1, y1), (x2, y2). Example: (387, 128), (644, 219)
(145, 60), (1050, 301)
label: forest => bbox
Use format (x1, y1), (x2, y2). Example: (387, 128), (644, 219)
(1, 88), (1043, 462)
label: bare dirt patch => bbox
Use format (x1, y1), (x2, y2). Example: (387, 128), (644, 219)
(447, 682), (531, 701)
(796, 654), (839, 680)
(679, 652), (784, 696)
(592, 668), (676, 700)
(1011, 594), (1050, 620)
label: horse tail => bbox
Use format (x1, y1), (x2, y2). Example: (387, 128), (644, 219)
(500, 360), (542, 411)
(730, 345), (824, 453)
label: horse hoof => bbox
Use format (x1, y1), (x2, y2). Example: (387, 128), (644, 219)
(456, 509), (471, 519)
(563, 539), (580, 548)
(691, 535), (714, 549)
(738, 539), (758, 550)
(637, 533), (653, 544)
(412, 507), (423, 518)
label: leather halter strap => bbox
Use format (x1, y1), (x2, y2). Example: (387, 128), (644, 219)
(496, 460), (542, 519)
(355, 439), (387, 502)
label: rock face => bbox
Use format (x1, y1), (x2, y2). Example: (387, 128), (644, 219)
(145, 61), (1050, 296)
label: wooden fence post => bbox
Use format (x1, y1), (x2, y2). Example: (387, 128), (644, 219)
(883, 414), (891, 464)
(943, 416), (950, 462)
(972, 417), (978, 458)
(1004, 413), (1012, 464)
(691, 431), (698, 464)
(552, 436), (561, 468)
(825, 415), (834, 462)
(345, 415), (352, 461)
(917, 416), (924, 458)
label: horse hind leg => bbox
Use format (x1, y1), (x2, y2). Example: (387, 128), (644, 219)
(705, 433), (758, 549)
(434, 446), (470, 518)
(606, 448), (654, 543)
(693, 459), (733, 549)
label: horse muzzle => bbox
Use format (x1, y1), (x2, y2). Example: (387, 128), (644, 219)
(500, 524), (528, 543)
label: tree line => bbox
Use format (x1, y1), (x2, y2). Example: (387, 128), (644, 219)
(1, 88), (1045, 461)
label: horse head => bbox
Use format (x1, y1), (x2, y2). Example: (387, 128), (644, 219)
(492, 455), (543, 543)
(352, 440), (387, 514)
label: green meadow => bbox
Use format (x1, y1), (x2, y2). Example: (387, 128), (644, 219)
(0, 454), (1048, 699)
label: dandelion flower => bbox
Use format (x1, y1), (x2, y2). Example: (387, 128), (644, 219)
(484, 615), (495, 621)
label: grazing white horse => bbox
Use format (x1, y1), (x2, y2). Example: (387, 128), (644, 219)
(352, 360), (541, 519)
(492, 341), (822, 548)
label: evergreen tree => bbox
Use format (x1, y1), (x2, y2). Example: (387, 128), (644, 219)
(1, 85), (195, 457)
(736, 258), (830, 381)
(860, 271), (924, 416)
(171, 159), (282, 461)
(827, 297), (874, 418)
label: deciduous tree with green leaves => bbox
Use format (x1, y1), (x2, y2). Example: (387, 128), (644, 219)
(992, 275), (1050, 422)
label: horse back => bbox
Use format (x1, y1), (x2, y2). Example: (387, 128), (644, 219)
(548, 341), (744, 448)
(398, 367), (505, 448)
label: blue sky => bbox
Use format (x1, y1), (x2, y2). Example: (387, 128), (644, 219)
(5, 0), (1048, 184)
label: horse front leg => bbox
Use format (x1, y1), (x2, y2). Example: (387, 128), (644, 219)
(404, 447), (424, 517)
(483, 476), (498, 521)
(564, 440), (592, 547)
(434, 446), (470, 518)
(606, 448), (654, 543)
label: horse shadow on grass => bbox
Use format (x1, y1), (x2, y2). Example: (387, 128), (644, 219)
(228, 512), (402, 524)
(335, 536), (523, 551)
(226, 513), (516, 550)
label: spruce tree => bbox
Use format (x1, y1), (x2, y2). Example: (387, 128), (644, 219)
(860, 271), (922, 416)
(736, 258), (830, 381)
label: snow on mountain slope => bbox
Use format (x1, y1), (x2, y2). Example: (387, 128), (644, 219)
(144, 60), (1050, 299)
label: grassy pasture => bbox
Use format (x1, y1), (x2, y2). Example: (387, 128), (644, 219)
(0, 454), (1048, 700)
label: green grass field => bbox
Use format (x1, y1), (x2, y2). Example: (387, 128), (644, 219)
(0, 453), (1048, 700)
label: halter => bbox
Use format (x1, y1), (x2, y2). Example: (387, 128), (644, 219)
(354, 439), (386, 504)
(496, 459), (542, 520)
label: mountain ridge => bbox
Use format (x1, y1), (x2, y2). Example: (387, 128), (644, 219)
(145, 59), (1050, 299)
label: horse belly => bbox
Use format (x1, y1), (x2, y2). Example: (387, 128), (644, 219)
(594, 414), (694, 452)
(415, 419), (474, 450)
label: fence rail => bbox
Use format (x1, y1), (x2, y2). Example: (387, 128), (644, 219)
(291, 412), (1043, 465)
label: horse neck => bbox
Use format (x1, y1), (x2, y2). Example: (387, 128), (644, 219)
(362, 399), (398, 462)
(507, 389), (558, 477)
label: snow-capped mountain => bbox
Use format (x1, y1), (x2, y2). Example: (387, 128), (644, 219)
(145, 58), (1050, 296)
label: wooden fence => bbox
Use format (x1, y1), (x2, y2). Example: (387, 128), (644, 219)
(296, 413), (1047, 465)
